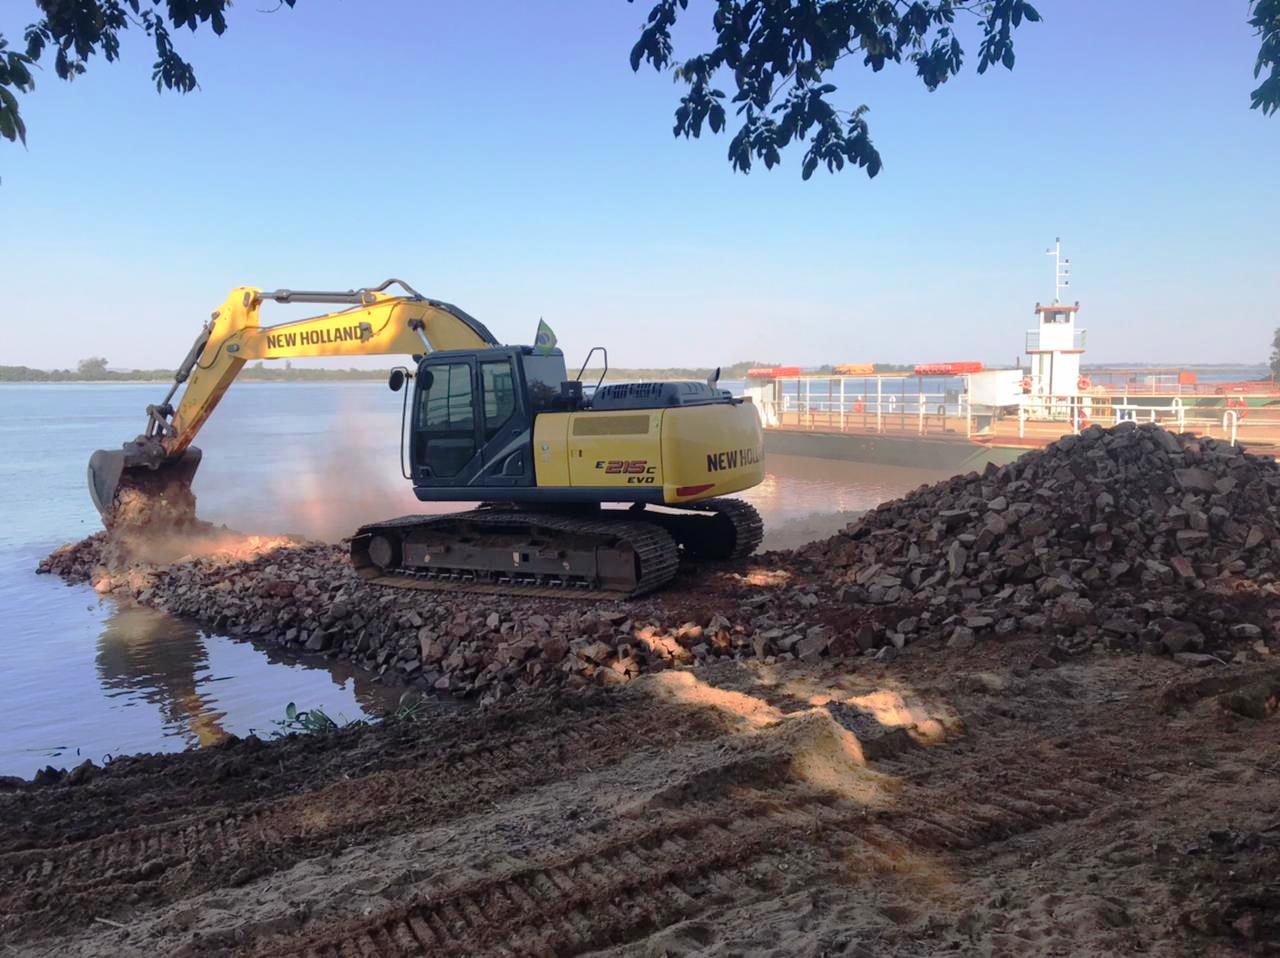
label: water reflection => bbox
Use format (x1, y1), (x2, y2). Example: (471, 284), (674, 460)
(95, 604), (229, 749)
(94, 600), (403, 754)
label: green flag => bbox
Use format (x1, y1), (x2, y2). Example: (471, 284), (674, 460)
(534, 318), (557, 354)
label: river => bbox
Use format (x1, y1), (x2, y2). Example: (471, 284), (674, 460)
(0, 382), (948, 777)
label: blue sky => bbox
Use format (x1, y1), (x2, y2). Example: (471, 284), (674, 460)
(0, 0), (1276, 370)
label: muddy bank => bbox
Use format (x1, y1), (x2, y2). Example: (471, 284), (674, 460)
(4, 646), (1279, 956)
(39, 423), (1280, 704)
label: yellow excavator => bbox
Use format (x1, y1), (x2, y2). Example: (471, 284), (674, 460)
(88, 279), (765, 597)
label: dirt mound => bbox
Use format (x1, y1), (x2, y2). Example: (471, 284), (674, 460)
(797, 421), (1280, 658)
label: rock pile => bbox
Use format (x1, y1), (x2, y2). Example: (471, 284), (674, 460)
(801, 422), (1280, 659)
(40, 536), (782, 703)
(38, 423), (1280, 702)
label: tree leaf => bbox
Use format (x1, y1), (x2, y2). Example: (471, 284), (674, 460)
(632, 0), (1044, 180)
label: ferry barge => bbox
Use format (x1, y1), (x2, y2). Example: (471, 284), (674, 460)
(747, 246), (1278, 471)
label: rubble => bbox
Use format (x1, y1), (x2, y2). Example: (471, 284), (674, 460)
(799, 421), (1280, 661)
(38, 423), (1280, 702)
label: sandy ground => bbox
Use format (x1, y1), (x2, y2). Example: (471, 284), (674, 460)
(2, 638), (1278, 957)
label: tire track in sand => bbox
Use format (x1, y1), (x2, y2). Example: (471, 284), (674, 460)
(267, 731), (1115, 957)
(0, 704), (727, 934)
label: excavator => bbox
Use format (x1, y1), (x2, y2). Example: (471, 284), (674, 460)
(88, 279), (765, 597)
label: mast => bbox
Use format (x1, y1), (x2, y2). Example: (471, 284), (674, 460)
(1045, 237), (1071, 304)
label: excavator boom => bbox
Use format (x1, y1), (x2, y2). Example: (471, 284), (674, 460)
(88, 279), (497, 520)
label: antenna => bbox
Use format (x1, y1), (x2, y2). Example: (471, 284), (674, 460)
(1044, 237), (1071, 304)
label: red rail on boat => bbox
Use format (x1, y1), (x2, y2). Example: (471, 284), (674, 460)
(912, 361), (985, 376)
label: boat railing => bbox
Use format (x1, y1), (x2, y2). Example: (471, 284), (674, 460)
(1088, 384), (1265, 398)
(756, 377), (976, 439)
(752, 374), (1276, 449)
(1016, 394), (1274, 445)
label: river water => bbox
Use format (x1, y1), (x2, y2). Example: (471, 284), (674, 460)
(0, 383), (948, 777)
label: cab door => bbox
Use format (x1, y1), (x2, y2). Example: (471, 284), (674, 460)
(411, 353), (533, 491)
(412, 358), (482, 487)
(475, 356), (532, 486)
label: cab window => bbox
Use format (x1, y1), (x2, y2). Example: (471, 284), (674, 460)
(416, 362), (475, 478)
(481, 360), (516, 440)
(421, 362), (474, 430)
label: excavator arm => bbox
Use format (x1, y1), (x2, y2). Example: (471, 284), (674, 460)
(88, 278), (499, 517)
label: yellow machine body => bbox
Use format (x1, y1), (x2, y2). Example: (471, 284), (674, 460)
(531, 402), (763, 504)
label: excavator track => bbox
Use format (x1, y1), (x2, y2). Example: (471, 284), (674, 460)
(644, 497), (765, 561)
(351, 498), (762, 600)
(683, 496), (764, 560)
(351, 509), (682, 600)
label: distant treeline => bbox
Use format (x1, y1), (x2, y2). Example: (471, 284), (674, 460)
(588, 362), (918, 381)
(583, 360), (780, 382)
(1, 358), (790, 384)
(1, 365), (173, 382)
(0, 362), (388, 383)
(14, 358), (1263, 386)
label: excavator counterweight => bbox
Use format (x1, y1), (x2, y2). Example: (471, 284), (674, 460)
(89, 279), (765, 597)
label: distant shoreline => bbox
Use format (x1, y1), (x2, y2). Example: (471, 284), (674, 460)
(0, 379), (385, 386)
(0, 361), (1269, 387)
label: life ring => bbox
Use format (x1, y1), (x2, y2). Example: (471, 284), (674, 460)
(1077, 376), (1092, 391)
(1227, 397), (1249, 420)
(852, 400), (866, 414)
(1021, 377), (1032, 393)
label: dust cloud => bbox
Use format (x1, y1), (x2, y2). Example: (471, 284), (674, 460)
(91, 471), (279, 570)
(237, 405), (454, 543)
(759, 510), (865, 551)
(221, 428), (941, 549)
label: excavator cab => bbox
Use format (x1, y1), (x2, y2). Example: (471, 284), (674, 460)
(391, 347), (570, 500)
(410, 347), (555, 492)
(387, 344), (761, 511)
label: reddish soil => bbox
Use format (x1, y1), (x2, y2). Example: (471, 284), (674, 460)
(3, 639), (1278, 957)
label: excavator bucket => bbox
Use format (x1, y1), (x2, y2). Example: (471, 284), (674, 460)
(88, 447), (203, 521)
